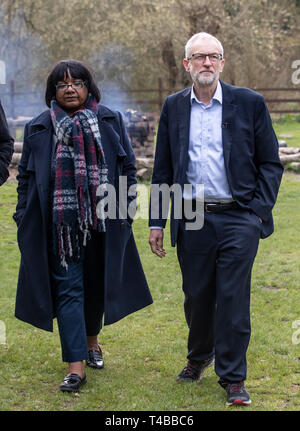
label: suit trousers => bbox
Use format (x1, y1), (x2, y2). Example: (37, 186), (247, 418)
(50, 232), (105, 363)
(176, 208), (261, 382)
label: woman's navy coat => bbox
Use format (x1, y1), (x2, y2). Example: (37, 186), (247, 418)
(13, 105), (153, 332)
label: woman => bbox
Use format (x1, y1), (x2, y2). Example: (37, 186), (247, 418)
(13, 59), (152, 392)
(0, 100), (14, 186)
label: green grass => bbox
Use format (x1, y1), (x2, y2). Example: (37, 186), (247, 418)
(0, 170), (299, 411)
(273, 116), (300, 147)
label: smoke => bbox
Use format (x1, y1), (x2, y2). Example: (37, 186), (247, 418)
(0, 12), (144, 122)
(99, 81), (138, 114)
(0, 5), (48, 119)
(90, 44), (139, 114)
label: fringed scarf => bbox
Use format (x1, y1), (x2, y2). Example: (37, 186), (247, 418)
(50, 95), (108, 268)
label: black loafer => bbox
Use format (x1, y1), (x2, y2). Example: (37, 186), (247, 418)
(86, 347), (104, 369)
(59, 373), (87, 393)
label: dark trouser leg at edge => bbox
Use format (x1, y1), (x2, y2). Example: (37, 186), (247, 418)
(176, 209), (260, 404)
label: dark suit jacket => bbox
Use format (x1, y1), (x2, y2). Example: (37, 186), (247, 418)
(0, 101), (14, 185)
(149, 80), (284, 245)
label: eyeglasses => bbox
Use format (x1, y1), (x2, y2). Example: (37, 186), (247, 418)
(187, 53), (223, 63)
(55, 80), (87, 91)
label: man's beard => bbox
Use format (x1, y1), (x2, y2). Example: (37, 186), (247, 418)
(192, 69), (219, 87)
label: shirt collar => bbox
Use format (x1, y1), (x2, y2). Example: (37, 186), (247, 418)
(190, 80), (222, 106)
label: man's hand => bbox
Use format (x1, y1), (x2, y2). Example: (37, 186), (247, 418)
(149, 229), (166, 258)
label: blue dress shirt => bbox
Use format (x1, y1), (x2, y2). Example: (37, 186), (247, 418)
(184, 81), (233, 202)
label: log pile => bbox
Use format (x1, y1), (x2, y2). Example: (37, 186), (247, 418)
(135, 157), (154, 181)
(11, 142), (22, 166)
(123, 109), (156, 159)
(11, 142), (156, 182)
(8, 116), (300, 179)
(9, 111), (158, 181)
(10, 144), (300, 178)
(278, 147), (300, 165)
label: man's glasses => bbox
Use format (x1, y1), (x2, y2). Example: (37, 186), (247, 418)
(55, 80), (87, 91)
(187, 53), (223, 64)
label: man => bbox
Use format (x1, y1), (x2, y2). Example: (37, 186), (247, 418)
(149, 32), (283, 406)
(0, 100), (14, 186)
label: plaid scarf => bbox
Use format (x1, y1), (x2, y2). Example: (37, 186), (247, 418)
(50, 95), (108, 268)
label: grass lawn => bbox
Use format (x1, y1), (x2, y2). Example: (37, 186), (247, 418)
(0, 118), (299, 412)
(273, 116), (300, 148)
(0, 172), (299, 412)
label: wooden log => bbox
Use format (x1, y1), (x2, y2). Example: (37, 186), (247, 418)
(14, 142), (23, 153)
(136, 157), (154, 170)
(11, 153), (21, 165)
(279, 147), (300, 154)
(9, 144), (300, 167)
(279, 153), (300, 164)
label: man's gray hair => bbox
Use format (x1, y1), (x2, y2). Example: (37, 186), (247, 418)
(185, 32), (224, 59)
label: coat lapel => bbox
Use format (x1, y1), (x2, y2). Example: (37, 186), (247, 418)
(220, 81), (237, 174)
(177, 88), (192, 184)
(97, 110), (127, 184)
(27, 111), (53, 227)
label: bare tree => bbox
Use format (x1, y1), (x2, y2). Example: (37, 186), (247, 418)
(0, 0), (299, 113)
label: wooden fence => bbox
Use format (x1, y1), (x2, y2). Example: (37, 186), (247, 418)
(1, 78), (300, 120)
(118, 79), (300, 115)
